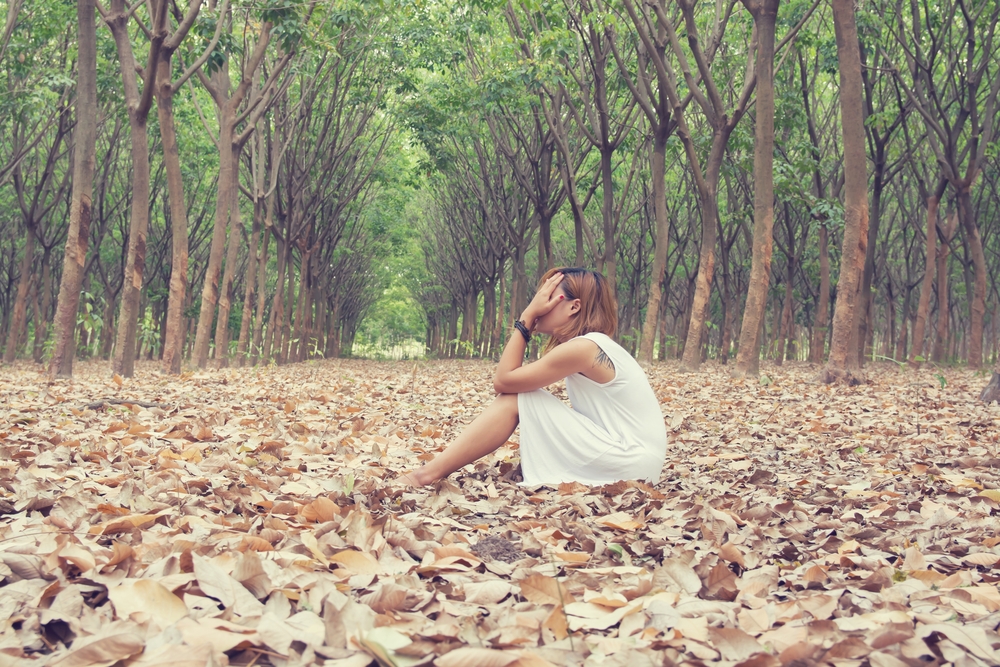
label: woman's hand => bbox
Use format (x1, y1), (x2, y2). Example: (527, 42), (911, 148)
(521, 272), (564, 330)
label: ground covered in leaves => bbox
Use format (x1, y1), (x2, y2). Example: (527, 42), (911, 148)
(2, 359), (1000, 667)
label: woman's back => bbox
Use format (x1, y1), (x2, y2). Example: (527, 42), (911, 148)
(565, 332), (667, 457)
(517, 332), (667, 486)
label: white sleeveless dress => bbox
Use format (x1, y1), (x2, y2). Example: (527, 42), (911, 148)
(515, 332), (667, 486)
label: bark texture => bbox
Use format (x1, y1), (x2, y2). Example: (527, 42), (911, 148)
(733, 0), (780, 377)
(821, 0), (869, 384)
(908, 184), (944, 367)
(931, 211), (959, 363)
(48, 0), (97, 378)
(110, 0), (168, 378)
(158, 61), (188, 375)
(158, 0), (228, 373)
(4, 229), (34, 364)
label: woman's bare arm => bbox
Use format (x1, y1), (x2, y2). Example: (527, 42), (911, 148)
(494, 338), (599, 394)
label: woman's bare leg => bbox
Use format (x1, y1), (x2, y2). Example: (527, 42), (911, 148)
(401, 393), (519, 486)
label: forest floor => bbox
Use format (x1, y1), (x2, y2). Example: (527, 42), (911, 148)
(2, 358), (1000, 667)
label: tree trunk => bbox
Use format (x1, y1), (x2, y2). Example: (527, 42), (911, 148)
(981, 372), (1000, 403)
(958, 185), (987, 368)
(883, 281), (896, 359)
(776, 270), (794, 365)
(99, 294), (116, 359)
(719, 284), (734, 364)
(111, 92), (152, 378)
(680, 136), (726, 371)
(480, 281), (495, 357)
(236, 196), (260, 366)
(800, 48), (831, 366)
(992, 305), (999, 365)
(809, 225), (830, 363)
(251, 207), (273, 364)
(681, 196), (719, 371)
(326, 293), (341, 358)
(599, 147), (617, 292)
(301, 270), (313, 361)
(342, 315), (358, 355)
(291, 251), (310, 362)
(821, 0), (869, 384)
(895, 289), (910, 362)
(428, 314), (440, 359)
(241, 95), (267, 365)
(492, 266), (506, 358)
(279, 252), (296, 363)
(909, 184), (944, 367)
(193, 82), (235, 368)
(639, 122), (671, 365)
(511, 249), (527, 322)
(657, 304), (668, 361)
(28, 269), (41, 359)
(158, 57), (189, 375)
(213, 144), (241, 367)
(733, 0), (780, 377)
(932, 212), (958, 362)
(460, 290), (477, 358)
(263, 235), (286, 363)
(446, 302), (459, 358)
(309, 282), (322, 358)
(110, 0), (165, 379)
(768, 301), (782, 360)
(49, 0), (97, 378)
(191, 18), (278, 367)
(4, 227), (35, 363)
(852, 138), (887, 368)
(32, 249), (52, 364)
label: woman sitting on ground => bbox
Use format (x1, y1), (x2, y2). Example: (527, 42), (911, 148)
(401, 268), (667, 487)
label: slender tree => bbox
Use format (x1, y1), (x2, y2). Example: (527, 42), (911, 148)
(733, 0), (780, 377)
(821, 0), (869, 383)
(607, 4), (678, 364)
(105, 0), (170, 378)
(908, 178), (947, 367)
(158, 0), (230, 374)
(192, 10), (296, 368)
(48, 0), (97, 378)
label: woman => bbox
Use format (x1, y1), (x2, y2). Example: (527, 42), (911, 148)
(400, 268), (667, 487)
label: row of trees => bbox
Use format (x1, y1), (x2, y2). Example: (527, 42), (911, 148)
(410, 0), (1000, 392)
(1, 0), (416, 377)
(0, 0), (999, 396)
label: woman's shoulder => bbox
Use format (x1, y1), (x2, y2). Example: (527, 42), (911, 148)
(577, 331), (613, 343)
(573, 332), (635, 365)
(576, 331), (625, 352)
(574, 332), (642, 370)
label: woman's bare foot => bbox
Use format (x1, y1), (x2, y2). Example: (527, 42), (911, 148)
(396, 469), (432, 487)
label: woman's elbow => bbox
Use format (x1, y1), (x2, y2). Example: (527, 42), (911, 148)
(493, 374), (516, 394)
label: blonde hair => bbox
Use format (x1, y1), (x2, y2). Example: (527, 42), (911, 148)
(539, 267), (617, 351)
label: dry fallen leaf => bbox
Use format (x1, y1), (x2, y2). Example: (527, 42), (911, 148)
(48, 632), (144, 667)
(330, 549), (381, 574)
(518, 573), (575, 606)
(108, 579), (188, 628)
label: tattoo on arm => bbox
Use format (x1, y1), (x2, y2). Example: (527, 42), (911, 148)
(594, 349), (615, 372)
